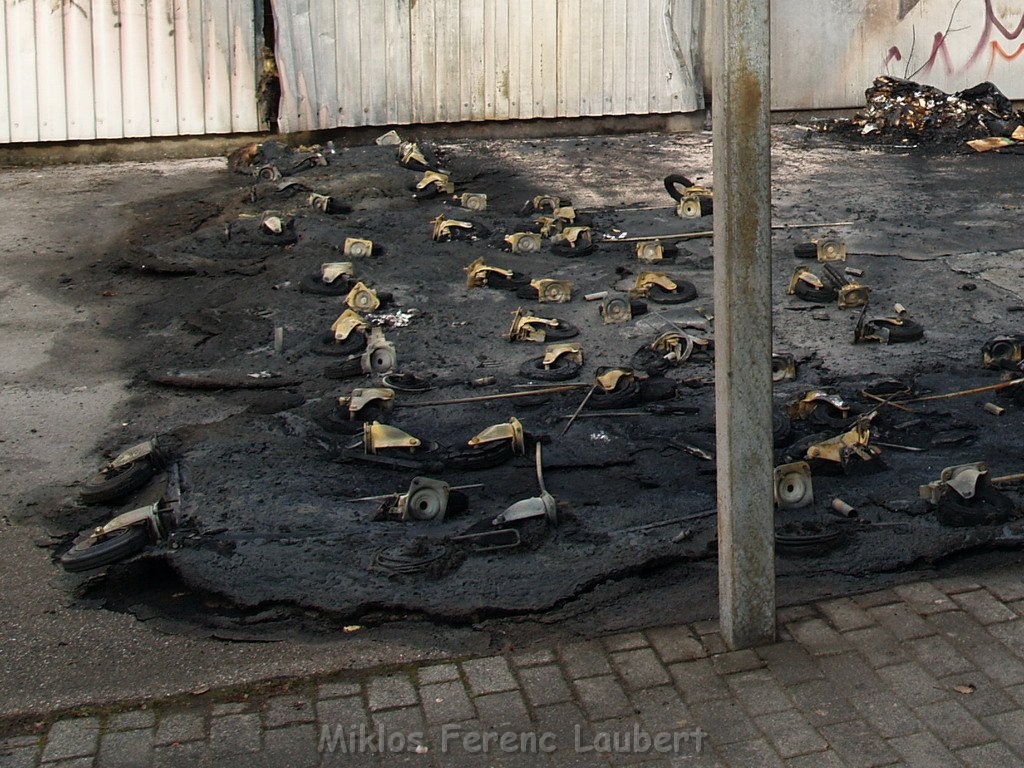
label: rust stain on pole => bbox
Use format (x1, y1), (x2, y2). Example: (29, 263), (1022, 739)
(712, 0), (776, 649)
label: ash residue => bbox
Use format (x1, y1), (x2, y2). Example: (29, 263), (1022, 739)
(816, 75), (1023, 147)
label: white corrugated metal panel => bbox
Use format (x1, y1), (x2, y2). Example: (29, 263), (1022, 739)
(0, 0), (260, 144)
(273, 0), (704, 132)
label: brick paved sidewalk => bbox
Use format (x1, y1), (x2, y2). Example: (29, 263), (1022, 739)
(4, 570), (1024, 768)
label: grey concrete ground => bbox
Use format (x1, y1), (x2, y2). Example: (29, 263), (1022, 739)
(5, 569), (1024, 767)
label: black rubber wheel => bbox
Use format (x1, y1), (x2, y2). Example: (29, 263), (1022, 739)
(79, 459), (156, 505)
(773, 408), (792, 446)
(588, 380), (643, 410)
(299, 273), (351, 296)
(323, 356), (364, 380)
(542, 319), (580, 341)
(867, 318), (925, 344)
(775, 522), (845, 557)
(443, 440), (516, 471)
(630, 299), (649, 317)
(314, 330), (367, 357)
(647, 281), (698, 305)
(382, 373), (434, 393)
(793, 243), (818, 259)
(808, 402), (849, 429)
(60, 526), (150, 572)
(515, 284), (541, 300)
(551, 240), (596, 257)
(487, 272), (531, 291)
(632, 346), (670, 375)
(518, 355), (583, 382)
(934, 481), (1017, 528)
(259, 229), (298, 246)
(664, 174), (696, 202)
(698, 198), (714, 217)
(794, 280), (837, 302)
(640, 377), (676, 402)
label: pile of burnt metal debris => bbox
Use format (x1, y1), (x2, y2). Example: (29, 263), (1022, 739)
(818, 75), (1024, 151)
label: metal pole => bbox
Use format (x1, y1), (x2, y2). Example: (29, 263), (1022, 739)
(712, 0), (776, 648)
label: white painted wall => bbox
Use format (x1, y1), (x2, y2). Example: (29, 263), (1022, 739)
(0, 0), (260, 144)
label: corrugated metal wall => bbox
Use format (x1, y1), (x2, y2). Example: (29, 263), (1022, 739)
(271, 0), (705, 133)
(0, 0), (260, 144)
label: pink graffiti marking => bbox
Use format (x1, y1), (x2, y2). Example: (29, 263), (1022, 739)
(885, 46), (903, 66)
(967, 0), (1024, 68)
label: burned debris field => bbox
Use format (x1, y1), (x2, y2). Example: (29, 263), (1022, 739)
(47, 128), (1024, 638)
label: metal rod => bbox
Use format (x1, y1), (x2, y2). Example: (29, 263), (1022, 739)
(873, 441), (924, 453)
(992, 472), (1024, 486)
(897, 377), (1024, 405)
(617, 508), (717, 534)
(555, 412), (652, 419)
(600, 221), (855, 244)
(713, 0), (776, 649)
(396, 383), (590, 408)
(347, 484), (485, 503)
(560, 384), (598, 436)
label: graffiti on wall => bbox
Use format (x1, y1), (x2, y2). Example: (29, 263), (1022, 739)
(885, 0), (1024, 79)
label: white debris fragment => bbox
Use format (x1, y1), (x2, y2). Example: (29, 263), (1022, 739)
(589, 432), (611, 443)
(368, 309), (419, 328)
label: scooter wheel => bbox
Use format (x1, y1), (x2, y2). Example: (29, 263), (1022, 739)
(78, 460), (156, 505)
(60, 526), (149, 572)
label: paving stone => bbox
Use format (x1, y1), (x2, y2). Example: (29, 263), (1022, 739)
(982, 709), (1024, 756)
(691, 620), (720, 637)
(929, 611), (1024, 687)
(559, 641), (612, 680)
(151, 741), (209, 768)
(518, 665), (572, 707)
(416, 664), (460, 685)
(264, 694), (315, 727)
(892, 583), (958, 615)
(956, 741), (1024, 768)
(533, 702), (595, 754)
(316, 695), (369, 730)
(424, 719), (491, 768)
(210, 703), (250, 716)
(699, 633), (728, 657)
(817, 653), (887, 698)
(102, 710), (153, 733)
(817, 597), (876, 632)
(0, 737), (38, 750)
(1011, 600), (1024, 619)
(852, 589), (901, 609)
(887, 731), (962, 768)
(261, 723), (318, 767)
(818, 719), (899, 768)
(938, 673), (1018, 718)
(931, 577), (982, 596)
(848, 693), (924, 738)
(630, 686), (692, 734)
(912, 699), (992, 750)
(41, 718), (100, 763)
(43, 759), (93, 768)
(667, 747), (725, 768)
(370, 706), (426, 766)
(95, 729), (153, 768)
(472, 691), (531, 731)
(715, 738), (785, 768)
(786, 679), (856, 727)
(979, 573), (1024, 602)
(724, 670), (792, 717)
(153, 711), (205, 746)
(367, 674), (418, 711)
(987, 619), (1024, 662)
(0, 746), (37, 768)
(669, 660), (730, 705)
(908, 634), (976, 678)
(954, 590), (1019, 625)
(646, 626), (707, 664)
(603, 632), (650, 653)
(511, 648), (555, 667)
(612, 648), (672, 690)
(753, 710), (826, 759)
(865, 604), (936, 642)
(462, 656), (518, 696)
(843, 625), (912, 669)
(208, 713), (261, 757)
(573, 675), (634, 720)
(876, 661), (950, 707)
(775, 606), (817, 625)
(688, 699), (760, 746)
(786, 618), (851, 657)
(755, 643), (822, 686)
(783, 750), (846, 768)
(710, 650), (763, 677)
(420, 681), (476, 725)
(317, 681), (362, 699)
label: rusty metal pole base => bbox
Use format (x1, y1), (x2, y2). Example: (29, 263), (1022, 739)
(712, 0), (777, 649)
